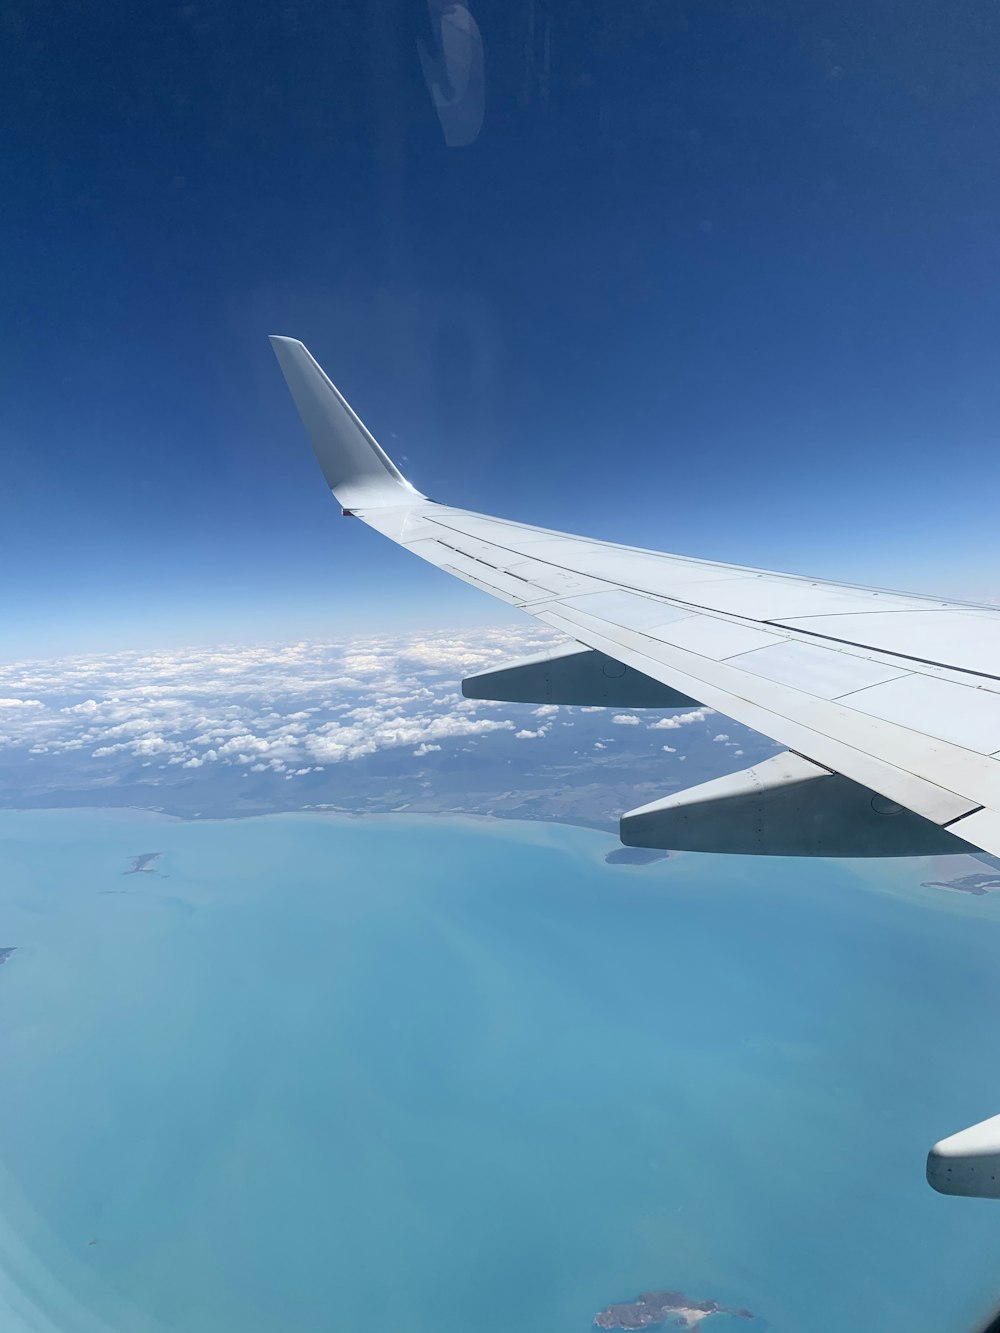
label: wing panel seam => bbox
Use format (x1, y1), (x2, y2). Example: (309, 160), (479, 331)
(765, 623), (1000, 686)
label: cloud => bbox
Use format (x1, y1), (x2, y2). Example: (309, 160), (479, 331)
(712, 733), (730, 743)
(0, 626), (758, 818)
(132, 736), (186, 756)
(0, 626), (559, 779)
(648, 709), (713, 730)
(307, 714), (515, 764)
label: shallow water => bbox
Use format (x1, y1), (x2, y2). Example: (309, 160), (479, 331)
(0, 808), (999, 1332)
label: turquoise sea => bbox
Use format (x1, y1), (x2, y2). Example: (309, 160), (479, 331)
(1, 809), (1000, 1333)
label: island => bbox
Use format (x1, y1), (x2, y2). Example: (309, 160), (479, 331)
(0, 947), (16, 966)
(605, 848), (671, 866)
(595, 1291), (753, 1330)
(922, 871), (1000, 897)
(124, 852), (161, 875)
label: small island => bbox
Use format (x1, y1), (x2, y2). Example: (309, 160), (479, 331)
(124, 852), (162, 875)
(922, 871), (1000, 897)
(595, 1291), (753, 1330)
(0, 947), (16, 966)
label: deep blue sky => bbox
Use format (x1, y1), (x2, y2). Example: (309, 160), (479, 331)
(2, 0), (1000, 657)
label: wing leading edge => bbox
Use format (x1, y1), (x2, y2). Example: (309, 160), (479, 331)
(269, 335), (1000, 863)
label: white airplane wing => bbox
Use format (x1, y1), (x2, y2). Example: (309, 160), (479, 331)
(270, 335), (1000, 863)
(272, 334), (1000, 1197)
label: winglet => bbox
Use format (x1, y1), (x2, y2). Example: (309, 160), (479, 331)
(269, 336), (424, 510)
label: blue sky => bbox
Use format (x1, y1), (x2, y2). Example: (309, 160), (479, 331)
(2, 0), (1000, 658)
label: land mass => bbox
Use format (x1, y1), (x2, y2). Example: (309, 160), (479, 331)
(922, 872), (1000, 897)
(595, 1291), (753, 1330)
(604, 847), (671, 866)
(125, 852), (161, 875)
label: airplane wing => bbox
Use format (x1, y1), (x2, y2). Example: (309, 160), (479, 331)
(272, 334), (1000, 1199)
(270, 335), (1000, 863)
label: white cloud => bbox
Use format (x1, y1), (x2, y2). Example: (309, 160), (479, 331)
(712, 733), (730, 743)
(307, 714), (515, 764)
(131, 736), (185, 757)
(661, 744), (677, 753)
(648, 708), (713, 730)
(0, 625), (733, 804)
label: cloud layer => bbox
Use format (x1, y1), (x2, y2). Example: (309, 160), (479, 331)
(0, 626), (772, 824)
(0, 627), (562, 775)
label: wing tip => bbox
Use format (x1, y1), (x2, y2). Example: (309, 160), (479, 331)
(269, 333), (424, 508)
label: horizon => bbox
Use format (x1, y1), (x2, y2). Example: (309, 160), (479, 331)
(4, 0), (1000, 659)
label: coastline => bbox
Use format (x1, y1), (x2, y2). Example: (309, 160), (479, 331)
(0, 803), (639, 867)
(2, 803), (999, 908)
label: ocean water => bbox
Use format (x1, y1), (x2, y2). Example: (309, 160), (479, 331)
(1, 809), (1000, 1333)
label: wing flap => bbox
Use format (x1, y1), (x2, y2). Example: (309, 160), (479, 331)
(843, 674), (1000, 754)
